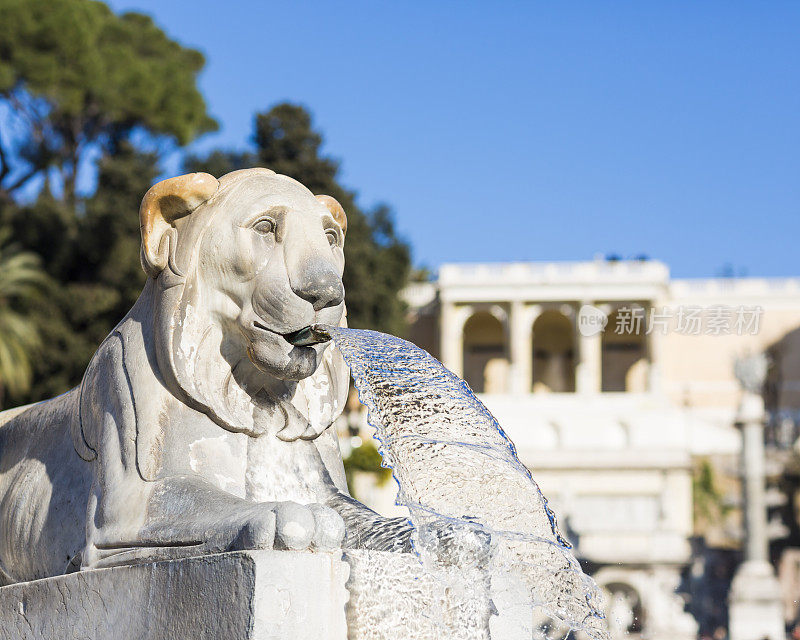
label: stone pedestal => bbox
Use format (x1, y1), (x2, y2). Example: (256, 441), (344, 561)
(728, 560), (785, 640)
(0, 551), (349, 640)
(0, 549), (510, 640)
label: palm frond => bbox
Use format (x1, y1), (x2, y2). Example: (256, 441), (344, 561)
(0, 230), (48, 400)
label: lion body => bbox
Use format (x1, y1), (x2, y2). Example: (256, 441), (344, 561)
(0, 390), (89, 582)
(0, 169), (411, 584)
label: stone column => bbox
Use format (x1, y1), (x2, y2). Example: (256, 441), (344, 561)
(646, 308), (663, 393)
(728, 354), (784, 640)
(576, 302), (603, 394)
(440, 301), (468, 378)
(508, 302), (539, 395)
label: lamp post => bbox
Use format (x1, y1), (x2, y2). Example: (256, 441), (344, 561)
(728, 353), (784, 640)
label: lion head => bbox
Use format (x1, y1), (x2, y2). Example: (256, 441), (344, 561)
(139, 168), (350, 444)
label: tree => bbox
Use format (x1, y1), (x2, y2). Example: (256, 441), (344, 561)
(0, 1), (215, 405)
(0, 0), (217, 205)
(343, 441), (392, 499)
(78, 141), (156, 317)
(188, 103), (411, 334)
(2, 143), (159, 405)
(0, 227), (47, 407)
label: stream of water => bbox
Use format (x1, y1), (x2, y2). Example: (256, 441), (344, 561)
(326, 326), (609, 639)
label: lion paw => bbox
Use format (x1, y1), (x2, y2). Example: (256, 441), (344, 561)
(230, 502), (344, 552)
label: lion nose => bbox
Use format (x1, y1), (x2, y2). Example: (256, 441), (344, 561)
(293, 265), (344, 312)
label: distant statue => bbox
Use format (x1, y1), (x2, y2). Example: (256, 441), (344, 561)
(734, 352), (769, 394)
(0, 169), (410, 584)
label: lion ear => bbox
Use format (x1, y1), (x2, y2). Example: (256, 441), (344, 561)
(140, 173), (219, 278)
(316, 195), (347, 237)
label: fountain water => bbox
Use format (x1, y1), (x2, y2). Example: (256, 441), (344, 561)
(324, 325), (609, 639)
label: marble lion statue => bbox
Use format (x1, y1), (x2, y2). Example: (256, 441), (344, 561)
(0, 168), (410, 584)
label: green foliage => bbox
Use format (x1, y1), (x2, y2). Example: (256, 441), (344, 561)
(0, 0), (214, 405)
(188, 103), (411, 335)
(79, 142), (155, 312)
(0, 227), (47, 404)
(2, 142), (157, 404)
(0, 0), (216, 202)
(693, 458), (731, 529)
(343, 440), (392, 498)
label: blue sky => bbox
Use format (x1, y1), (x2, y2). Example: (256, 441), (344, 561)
(106, 1), (800, 277)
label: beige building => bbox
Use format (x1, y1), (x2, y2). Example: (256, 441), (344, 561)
(347, 259), (800, 639)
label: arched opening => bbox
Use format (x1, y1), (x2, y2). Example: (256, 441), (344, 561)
(601, 582), (644, 635)
(532, 310), (575, 393)
(602, 306), (648, 392)
(462, 311), (508, 393)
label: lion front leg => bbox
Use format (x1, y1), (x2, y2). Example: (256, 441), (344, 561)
(83, 475), (345, 570)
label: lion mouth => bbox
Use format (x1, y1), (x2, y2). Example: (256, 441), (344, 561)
(283, 325), (331, 347)
(252, 321), (331, 347)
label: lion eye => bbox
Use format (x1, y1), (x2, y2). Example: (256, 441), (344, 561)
(253, 218), (276, 236)
(326, 229), (340, 247)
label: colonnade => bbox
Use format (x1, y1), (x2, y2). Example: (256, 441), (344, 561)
(440, 300), (659, 395)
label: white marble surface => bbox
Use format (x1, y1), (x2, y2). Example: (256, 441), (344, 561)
(0, 550), (349, 640)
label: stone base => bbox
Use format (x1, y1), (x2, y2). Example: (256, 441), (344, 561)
(0, 551), (349, 640)
(728, 560), (785, 640)
(0, 549), (516, 640)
